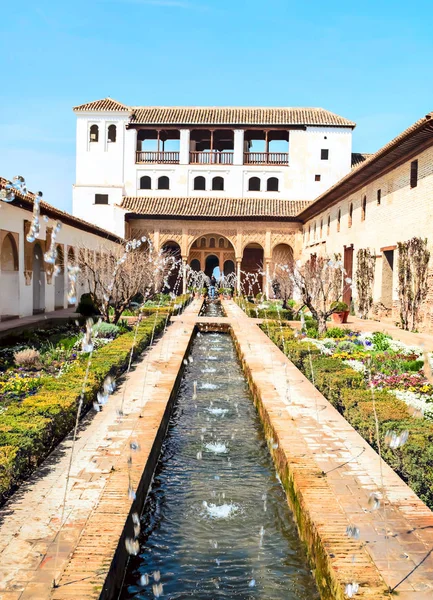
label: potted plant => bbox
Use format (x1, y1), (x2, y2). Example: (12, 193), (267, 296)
(218, 287), (224, 299)
(200, 287), (207, 298)
(330, 301), (349, 324)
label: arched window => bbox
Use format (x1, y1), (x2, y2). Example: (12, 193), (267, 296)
(267, 177), (279, 192)
(327, 215), (331, 235)
(361, 196), (367, 221)
(212, 176), (224, 191)
(194, 176), (206, 191)
(308, 225), (311, 242)
(140, 176), (151, 190)
(348, 203), (353, 228)
(1, 233), (18, 271)
(320, 219), (323, 237)
(218, 238), (225, 248)
(158, 176), (170, 190)
(107, 124), (117, 143)
(89, 124), (99, 143)
(314, 222), (317, 239)
(248, 177), (261, 192)
(337, 209), (341, 232)
(209, 238), (216, 248)
(200, 238), (206, 248)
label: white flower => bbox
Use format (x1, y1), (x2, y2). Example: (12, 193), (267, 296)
(343, 359), (366, 374)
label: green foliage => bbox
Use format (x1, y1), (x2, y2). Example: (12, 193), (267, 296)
(92, 321), (120, 339)
(0, 315), (166, 503)
(330, 301), (348, 312)
(371, 331), (391, 351)
(77, 293), (99, 317)
(356, 248), (375, 319)
(117, 319), (132, 334)
(325, 327), (346, 339)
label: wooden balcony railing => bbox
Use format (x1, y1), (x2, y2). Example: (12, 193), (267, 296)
(136, 151), (180, 164)
(189, 151), (234, 165)
(243, 152), (289, 165)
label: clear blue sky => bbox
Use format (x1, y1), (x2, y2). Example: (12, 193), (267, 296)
(1, 0), (432, 212)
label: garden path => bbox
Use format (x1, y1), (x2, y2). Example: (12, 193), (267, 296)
(0, 308), (76, 340)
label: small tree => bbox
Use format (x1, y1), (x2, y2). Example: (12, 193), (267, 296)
(78, 241), (174, 323)
(270, 246), (294, 308)
(290, 254), (351, 335)
(397, 237), (430, 331)
(356, 248), (376, 319)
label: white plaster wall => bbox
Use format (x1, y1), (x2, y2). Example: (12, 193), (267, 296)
(73, 115), (354, 236)
(75, 112), (129, 186)
(0, 201), (120, 319)
(72, 186), (126, 238)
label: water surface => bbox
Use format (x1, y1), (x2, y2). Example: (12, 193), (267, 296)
(120, 330), (319, 599)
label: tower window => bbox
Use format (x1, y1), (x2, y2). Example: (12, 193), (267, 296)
(212, 176), (224, 191)
(321, 149), (329, 160)
(248, 177), (261, 192)
(95, 194), (108, 205)
(89, 124), (99, 143)
(194, 176), (206, 191)
(107, 124), (117, 143)
(266, 177), (279, 192)
(140, 176), (151, 190)
(410, 160), (418, 188)
(315, 174), (321, 182)
(158, 176), (170, 190)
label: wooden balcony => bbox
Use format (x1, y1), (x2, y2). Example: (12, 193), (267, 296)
(243, 152), (289, 165)
(136, 151), (180, 164)
(189, 151), (234, 165)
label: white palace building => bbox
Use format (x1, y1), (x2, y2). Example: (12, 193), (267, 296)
(2, 97), (433, 331)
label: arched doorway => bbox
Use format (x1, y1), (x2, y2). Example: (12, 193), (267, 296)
(0, 233), (19, 320)
(190, 259), (200, 272)
(55, 245), (65, 309)
(205, 254), (220, 278)
(241, 243), (264, 297)
(270, 243), (294, 304)
(161, 241), (182, 294)
(188, 234), (236, 283)
(223, 259), (235, 275)
(67, 247), (76, 306)
(33, 243), (45, 314)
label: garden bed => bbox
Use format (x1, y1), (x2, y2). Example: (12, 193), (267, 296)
(262, 321), (433, 509)
(0, 313), (168, 503)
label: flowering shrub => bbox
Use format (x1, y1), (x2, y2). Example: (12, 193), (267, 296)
(370, 372), (433, 394)
(0, 373), (42, 401)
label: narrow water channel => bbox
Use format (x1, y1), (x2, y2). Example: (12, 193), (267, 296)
(120, 326), (319, 599)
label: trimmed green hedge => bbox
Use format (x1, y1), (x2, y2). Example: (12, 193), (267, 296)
(235, 298), (294, 321)
(264, 322), (433, 509)
(0, 314), (167, 503)
(139, 294), (192, 316)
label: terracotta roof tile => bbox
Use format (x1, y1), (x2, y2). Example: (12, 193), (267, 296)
(129, 106), (355, 127)
(73, 97), (131, 112)
(0, 177), (121, 242)
(351, 152), (374, 168)
(72, 98), (355, 127)
(120, 196), (311, 220)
